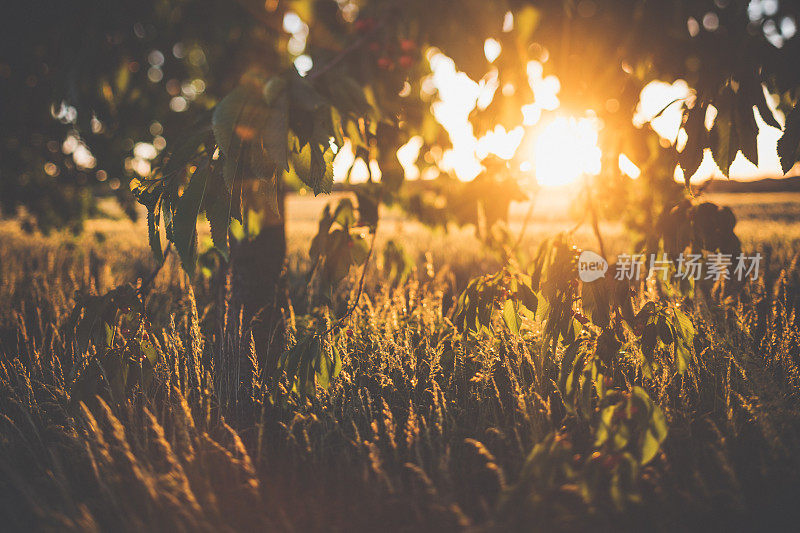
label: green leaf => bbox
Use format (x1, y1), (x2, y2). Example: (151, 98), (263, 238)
(746, 76), (781, 130)
(632, 387), (668, 465)
(204, 168), (231, 260)
(289, 73), (327, 114)
(291, 139), (334, 195)
(634, 301), (656, 328)
(581, 278), (610, 328)
(330, 107), (345, 147)
(679, 103), (707, 182)
(325, 229), (353, 283)
(258, 172), (280, 217)
(516, 277), (539, 315)
(256, 80), (289, 173)
(280, 334), (323, 397)
(671, 308), (695, 374)
(354, 185), (380, 228)
(140, 337), (157, 366)
(75, 298), (105, 356)
(596, 328), (621, 365)
(105, 352), (127, 399)
(213, 85), (280, 186)
(595, 404), (614, 447)
(325, 73), (372, 118)
(657, 315), (674, 344)
(736, 95), (759, 167)
(778, 102), (800, 174)
(146, 203), (163, 262)
(161, 191), (175, 241)
(641, 322), (657, 359)
(476, 285), (496, 333)
(333, 198), (357, 227)
(103, 322), (114, 347)
(162, 124), (211, 178)
(349, 231), (370, 265)
(315, 340), (339, 390)
(213, 86), (252, 187)
(502, 298), (521, 334)
(173, 162), (209, 273)
(710, 86), (738, 177)
(558, 341), (581, 399)
(673, 308), (695, 339)
(309, 204), (334, 267)
(69, 359), (101, 405)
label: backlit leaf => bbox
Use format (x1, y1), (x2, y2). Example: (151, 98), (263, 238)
(502, 298), (521, 334)
(173, 162), (209, 273)
(710, 86), (738, 177)
(778, 102), (800, 174)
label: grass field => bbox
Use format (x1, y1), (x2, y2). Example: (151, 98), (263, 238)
(3, 190), (800, 531)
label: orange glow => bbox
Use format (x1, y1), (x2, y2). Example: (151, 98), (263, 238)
(532, 116), (602, 187)
(329, 49), (787, 190)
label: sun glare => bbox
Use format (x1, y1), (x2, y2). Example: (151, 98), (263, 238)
(330, 48), (786, 192)
(532, 116), (602, 187)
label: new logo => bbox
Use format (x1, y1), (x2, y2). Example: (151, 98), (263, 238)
(578, 250), (608, 282)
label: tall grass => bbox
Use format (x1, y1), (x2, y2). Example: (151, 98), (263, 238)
(3, 197), (800, 531)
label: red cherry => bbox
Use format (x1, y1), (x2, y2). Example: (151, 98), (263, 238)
(400, 39), (416, 52)
(355, 17), (376, 33)
(398, 55), (414, 69)
(377, 57), (393, 70)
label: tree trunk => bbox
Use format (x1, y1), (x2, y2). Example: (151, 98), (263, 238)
(217, 181), (287, 410)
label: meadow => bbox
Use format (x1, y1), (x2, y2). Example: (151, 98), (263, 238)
(3, 189), (800, 531)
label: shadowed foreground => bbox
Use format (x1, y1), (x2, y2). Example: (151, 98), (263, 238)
(3, 205), (800, 531)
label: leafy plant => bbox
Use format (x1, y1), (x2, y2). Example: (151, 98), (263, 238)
(130, 69), (365, 274)
(277, 320), (341, 398)
(633, 301), (696, 376)
(594, 387), (668, 467)
(453, 267), (538, 336)
(382, 239), (413, 286)
(67, 284), (158, 404)
(308, 198), (371, 291)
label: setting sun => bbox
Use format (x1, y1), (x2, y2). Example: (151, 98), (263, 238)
(532, 115), (602, 187)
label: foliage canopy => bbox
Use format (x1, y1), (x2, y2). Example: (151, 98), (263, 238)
(3, 0), (800, 240)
